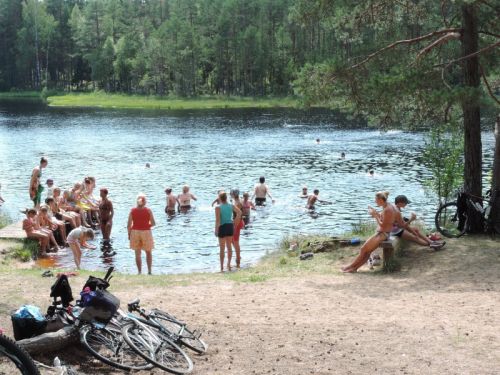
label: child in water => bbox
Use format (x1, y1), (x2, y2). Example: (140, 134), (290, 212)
(241, 192), (255, 225)
(67, 227), (95, 270)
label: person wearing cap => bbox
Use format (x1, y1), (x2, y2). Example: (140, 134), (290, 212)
(392, 195), (445, 250)
(99, 188), (114, 243)
(46, 178), (55, 199)
(164, 187), (177, 215)
(127, 194), (156, 275)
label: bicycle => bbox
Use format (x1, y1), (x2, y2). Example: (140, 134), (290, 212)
(435, 189), (500, 238)
(0, 331), (40, 375)
(47, 268), (152, 371)
(127, 298), (207, 355)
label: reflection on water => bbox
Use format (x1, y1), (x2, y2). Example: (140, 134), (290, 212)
(0, 101), (495, 274)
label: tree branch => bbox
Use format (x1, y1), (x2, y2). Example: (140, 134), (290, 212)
(434, 40), (500, 68)
(479, 63), (500, 105)
(416, 32), (461, 61)
(349, 28), (462, 70)
(478, 30), (500, 39)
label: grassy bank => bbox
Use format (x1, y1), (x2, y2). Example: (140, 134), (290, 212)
(46, 92), (300, 110)
(0, 91), (41, 99)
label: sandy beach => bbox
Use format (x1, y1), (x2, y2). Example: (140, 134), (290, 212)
(0, 236), (499, 374)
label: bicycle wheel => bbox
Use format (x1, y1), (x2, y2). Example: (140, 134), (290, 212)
(151, 309), (208, 354)
(0, 333), (40, 375)
(435, 202), (467, 238)
(122, 321), (193, 374)
(80, 323), (152, 371)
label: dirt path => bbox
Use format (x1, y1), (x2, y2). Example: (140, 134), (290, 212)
(0, 237), (499, 374)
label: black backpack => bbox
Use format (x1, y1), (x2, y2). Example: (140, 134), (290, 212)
(50, 275), (74, 307)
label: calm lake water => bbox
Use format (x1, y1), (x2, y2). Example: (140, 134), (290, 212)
(0, 100), (495, 274)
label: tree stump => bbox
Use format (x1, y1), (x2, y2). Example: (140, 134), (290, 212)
(380, 240), (397, 272)
(16, 326), (79, 355)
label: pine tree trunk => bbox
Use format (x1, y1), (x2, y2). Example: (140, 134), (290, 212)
(492, 116), (500, 193)
(461, 4), (482, 199)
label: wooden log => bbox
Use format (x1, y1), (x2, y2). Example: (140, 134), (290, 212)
(16, 326), (79, 355)
(380, 240), (398, 272)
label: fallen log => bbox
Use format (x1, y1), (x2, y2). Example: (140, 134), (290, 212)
(16, 326), (79, 355)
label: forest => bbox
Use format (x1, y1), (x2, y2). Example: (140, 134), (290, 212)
(0, 0), (499, 202)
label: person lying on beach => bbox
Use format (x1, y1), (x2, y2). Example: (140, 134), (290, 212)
(177, 185), (197, 211)
(99, 188), (113, 242)
(251, 176), (274, 206)
(299, 186), (309, 198)
(165, 187), (177, 214)
(67, 227), (95, 270)
(341, 191), (397, 273)
(306, 189), (331, 209)
(22, 209), (50, 256)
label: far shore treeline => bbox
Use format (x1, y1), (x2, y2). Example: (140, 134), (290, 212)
(0, 0), (341, 96)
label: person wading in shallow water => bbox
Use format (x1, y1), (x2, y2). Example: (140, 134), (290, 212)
(252, 176), (274, 206)
(341, 191), (397, 273)
(128, 194), (156, 275)
(215, 192), (241, 272)
(30, 157), (48, 208)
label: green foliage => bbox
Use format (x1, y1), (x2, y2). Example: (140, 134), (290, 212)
(349, 220), (377, 238)
(422, 122), (464, 203)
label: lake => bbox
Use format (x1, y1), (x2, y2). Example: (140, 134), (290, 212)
(0, 100), (495, 274)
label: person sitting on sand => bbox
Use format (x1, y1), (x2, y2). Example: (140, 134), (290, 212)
(299, 186), (309, 198)
(215, 192), (241, 272)
(341, 191), (397, 273)
(241, 192), (255, 225)
(29, 157), (48, 208)
(22, 209), (50, 256)
(177, 185), (197, 211)
(99, 188), (113, 243)
(165, 187), (177, 214)
(252, 176), (274, 206)
(67, 227), (95, 270)
(306, 189), (330, 210)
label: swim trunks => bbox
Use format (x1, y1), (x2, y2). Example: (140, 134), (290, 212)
(218, 223), (234, 238)
(255, 198), (266, 206)
(392, 228), (404, 237)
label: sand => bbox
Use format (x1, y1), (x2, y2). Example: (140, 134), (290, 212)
(0, 236), (498, 374)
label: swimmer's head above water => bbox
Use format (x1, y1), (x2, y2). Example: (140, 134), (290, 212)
(259, 176), (265, 184)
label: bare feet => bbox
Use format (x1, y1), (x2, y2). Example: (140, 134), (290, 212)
(340, 267), (357, 273)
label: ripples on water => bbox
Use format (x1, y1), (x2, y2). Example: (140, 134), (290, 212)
(0, 101), (495, 274)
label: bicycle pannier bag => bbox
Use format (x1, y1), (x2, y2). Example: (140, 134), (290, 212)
(79, 289), (120, 323)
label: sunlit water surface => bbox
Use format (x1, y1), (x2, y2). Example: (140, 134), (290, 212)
(0, 101), (495, 274)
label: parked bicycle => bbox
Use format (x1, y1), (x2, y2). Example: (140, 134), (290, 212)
(0, 330), (40, 375)
(435, 189), (500, 238)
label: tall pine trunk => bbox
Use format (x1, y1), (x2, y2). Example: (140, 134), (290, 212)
(493, 116), (500, 193)
(461, 4), (482, 198)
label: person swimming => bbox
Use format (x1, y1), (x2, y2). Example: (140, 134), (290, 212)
(299, 186), (309, 198)
(306, 189), (330, 209)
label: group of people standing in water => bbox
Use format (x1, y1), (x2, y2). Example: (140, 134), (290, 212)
(16, 157), (446, 275)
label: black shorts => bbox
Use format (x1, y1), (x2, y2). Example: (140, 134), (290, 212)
(393, 229), (404, 238)
(55, 213), (63, 220)
(218, 223), (234, 238)
(255, 198), (266, 206)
